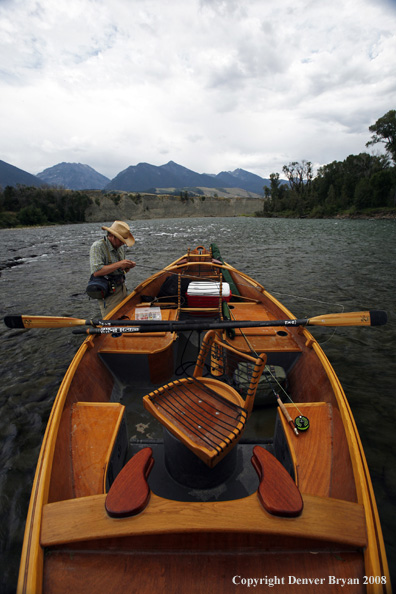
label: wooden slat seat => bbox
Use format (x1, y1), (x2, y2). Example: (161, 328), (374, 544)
(71, 402), (125, 497)
(144, 377), (248, 466)
(143, 331), (267, 468)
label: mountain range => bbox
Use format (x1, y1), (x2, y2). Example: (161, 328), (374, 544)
(0, 159), (272, 195)
(0, 159), (45, 188)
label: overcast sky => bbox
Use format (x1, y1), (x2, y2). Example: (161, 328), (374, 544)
(1, 0), (395, 180)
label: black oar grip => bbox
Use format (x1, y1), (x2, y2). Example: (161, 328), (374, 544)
(4, 315), (24, 329)
(370, 310), (387, 326)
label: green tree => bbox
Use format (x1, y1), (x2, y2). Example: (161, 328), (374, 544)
(366, 109), (396, 163)
(3, 186), (19, 211)
(370, 169), (396, 207)
(18, 205), (47, 225)
(282, 160), (313, 195)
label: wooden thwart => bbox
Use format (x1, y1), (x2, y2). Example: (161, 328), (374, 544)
(41, 491), (367, 549)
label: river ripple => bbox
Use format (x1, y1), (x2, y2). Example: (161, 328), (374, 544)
(1, 217), (395, 591)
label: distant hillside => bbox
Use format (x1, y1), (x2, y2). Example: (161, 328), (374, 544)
(37, 162), (110, 190)
(0, 160), (43, 188)
(105, 161), (270, 194)
(216, 168), (271, 194)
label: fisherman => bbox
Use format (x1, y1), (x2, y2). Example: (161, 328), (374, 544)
(90, 220), (136, 317)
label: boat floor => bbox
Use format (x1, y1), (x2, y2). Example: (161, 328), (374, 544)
(129, 440), (269, 502)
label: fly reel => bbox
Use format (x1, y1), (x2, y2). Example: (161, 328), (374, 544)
(294, 415), (310, 432)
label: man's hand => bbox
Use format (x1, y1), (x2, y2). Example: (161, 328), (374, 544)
(94, 259), (136, 277)
(120, 259), (136, 272)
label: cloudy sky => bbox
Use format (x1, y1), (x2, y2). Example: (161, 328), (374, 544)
(1, 0), (395, 180)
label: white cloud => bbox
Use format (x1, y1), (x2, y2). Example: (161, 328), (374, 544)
(0, 0), (395, 179)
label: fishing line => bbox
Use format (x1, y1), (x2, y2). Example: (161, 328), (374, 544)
(270, 290), (345, 347)
(227, 309), (305, 425)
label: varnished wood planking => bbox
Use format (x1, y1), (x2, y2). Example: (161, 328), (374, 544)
(97, 308), (179, 355)
(48, 346), (115, 503)
(223, 302), (302, 353)
(280, 403), (333, 497)
(43, 550), (366, 594)
(71, 402), (125, 497)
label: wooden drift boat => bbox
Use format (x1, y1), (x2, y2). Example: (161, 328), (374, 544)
(11, 245), (391, 593)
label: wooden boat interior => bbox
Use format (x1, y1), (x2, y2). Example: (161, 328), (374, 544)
(20, 246), (390, 593)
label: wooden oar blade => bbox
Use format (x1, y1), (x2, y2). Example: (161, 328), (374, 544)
(307, 310), (387, 327)
(4, 315), (88, 329)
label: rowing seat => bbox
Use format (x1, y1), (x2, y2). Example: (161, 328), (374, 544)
(143, 330), (267, 468)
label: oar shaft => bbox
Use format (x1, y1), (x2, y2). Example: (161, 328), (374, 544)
(71, 309), (387, 335)
(73, 319), (306, 335)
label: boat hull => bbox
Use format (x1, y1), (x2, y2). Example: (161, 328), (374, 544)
(17, 246), (390, 593)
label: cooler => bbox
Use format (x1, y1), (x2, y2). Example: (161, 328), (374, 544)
(186, 281), (231, 309)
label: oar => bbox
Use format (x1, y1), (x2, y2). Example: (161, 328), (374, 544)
(4, 310), (387, 332)
(70, 310), (387, 335)
(4, 315), (94, 329)
(3, 314), (177, 329)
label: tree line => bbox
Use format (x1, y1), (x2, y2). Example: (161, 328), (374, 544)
(0, 185), (91, 228)
(258, 110), (396, 217)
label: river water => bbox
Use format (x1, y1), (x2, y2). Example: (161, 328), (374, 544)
(0, 217), (395, 591)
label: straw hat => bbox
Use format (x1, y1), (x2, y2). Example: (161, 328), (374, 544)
(102, 221), (135, 246)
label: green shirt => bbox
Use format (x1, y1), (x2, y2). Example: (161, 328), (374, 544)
(90, 236), (126, 276)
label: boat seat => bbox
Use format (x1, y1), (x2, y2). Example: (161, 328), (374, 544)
(277, 402), (357, 501)
(143, 330), (267, 468)
(97, 308), (179, 354)
(97, 307), (179, 385)
(223, 302), (301, 354)
(71, 402), (126, 497)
